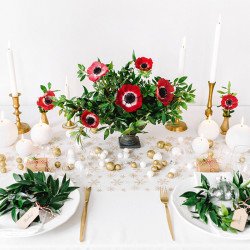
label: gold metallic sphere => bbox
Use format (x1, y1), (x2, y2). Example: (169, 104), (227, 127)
(0, 154), (6, 162)
(131, 162), (138, 168)
(18, 164), (24, 170)
(167, 172), (175, 179)
(208, 151), (214, 158)
(164, 143), (172, 151)
(55, 161), (61, 168)
(0, 167), (7, 173)
(208, 140), (214, 148)
(16, 157), (23, 163)
(239, 156), (246, 164)
(52, 147), (62, 157)
(156, 163), (163, 170)
(151, 165), (158, 172)
(106, 162), (115, 171)
(161, 160), (168, 167)
(0, 161), (6, 168)
(147, 150), (155, 159)
(90, 128), (98, 134)
(95, 147), (103, 154)
(115, 164), (122, 171)
(153, 160), (160, 166)
(157, 141), (165, 149)
(68, 164), (75, 170)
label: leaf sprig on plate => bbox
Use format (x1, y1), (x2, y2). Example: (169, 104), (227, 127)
(180, 172), (250, 233)
(0, 170), (78, 222)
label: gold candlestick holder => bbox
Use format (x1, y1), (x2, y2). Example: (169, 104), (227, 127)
(62, 120), (77, 129)
(205, 81), (216, 119)
(165, 118), (187, 132)
(9, 93), (31, 134)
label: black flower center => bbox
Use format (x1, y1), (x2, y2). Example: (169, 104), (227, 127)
(141, 63), (148, 69)
(226, 99), (233, 106)
(44, 96), (52, 105)
(93, 67), (102, 75)
(124, 93), (136, 104)
(159, 87), (167, 98)
(86, 116), (95, 125)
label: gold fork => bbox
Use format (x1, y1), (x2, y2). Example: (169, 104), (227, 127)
(79, 186), (91, 242)
(160, 187), (174, 241)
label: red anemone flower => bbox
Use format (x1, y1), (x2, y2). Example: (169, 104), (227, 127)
(135, 57), (153, 71)
(87, 61), (109, 82)
(221, 94), (238, 110)
(37, 91), (55, 111)
(156, 78), (174, 106)
(81, 110), (99, 128)
(115, 84), (143, 112)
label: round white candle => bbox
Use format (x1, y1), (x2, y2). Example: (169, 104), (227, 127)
(65, 75), (70, 99)
(192, 136), (209, 155)
(15, 135), (34, 157)
(0, 111), (18, 147)
(7, 42), (18, 97)
(198, 116), (220, 140)
(210, 15), (222, 83)
(178, 36), (186, 76)
(31, 122), (52, 145)
(225, 117), (250, 153)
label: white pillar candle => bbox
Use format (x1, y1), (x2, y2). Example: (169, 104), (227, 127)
(210, 15), (222, 83)
(7, 42), (18, 96)
(192, 136), (209, 155)
(178, 36), (186, 76)
(15, 134), (34, 157)
(198, 116), (220, 140)
(65, 75), (70, 99)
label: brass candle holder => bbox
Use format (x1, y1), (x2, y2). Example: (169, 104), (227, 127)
(9, 93), (31, 134)
(205, 81), (216, 119)
(165, 118), (187, 132)
(62, 120), (77, 129)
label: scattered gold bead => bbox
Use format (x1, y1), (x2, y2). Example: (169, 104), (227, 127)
(147, 150), (155, 159)
(164, 143), (172, 151)
(115, 164), (122, 171)
(68, 164), (75, 170)
(157, 141), (165, 149)
(90, 128), (98, 134)
(131, 162), (138, 168)
(208, 151), (214, 158)
(208, 140), (214, 148)
(0, 154), (6, 162)
(153, 160), (160, 166)
(106, 162), (115, 171)
(54, 161), (61, 168)
(52, 147), (61, 157)
(16, 157), (23, 163)
(156, 164), (163, 170)
(18, 163), (24, 170)
(0, 161), (6, 168)
(161, 160), (168, 167)
(0, 167), (7, 173)
(95, 147), (103, 154)
(167, 172), (175, 178)
(151, 166), (158, 172)
(239, 156), (246, 164)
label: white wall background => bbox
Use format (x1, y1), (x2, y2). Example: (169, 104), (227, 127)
(0, 0), (250, 107)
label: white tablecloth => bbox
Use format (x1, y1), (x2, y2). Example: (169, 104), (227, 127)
(0, 105), (250, 250)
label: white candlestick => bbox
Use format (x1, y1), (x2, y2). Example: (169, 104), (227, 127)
(178, 36), (186, 76)
(65, 75), (70, 99)
(7, 42), (18, 97)
(210, 15), (222, 83)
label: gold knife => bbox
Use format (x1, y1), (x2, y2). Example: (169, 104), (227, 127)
(79, 186), (91, 242)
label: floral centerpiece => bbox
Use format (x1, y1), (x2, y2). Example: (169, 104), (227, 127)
(55, 52), (195, 148)
(217, 82), (238, 135)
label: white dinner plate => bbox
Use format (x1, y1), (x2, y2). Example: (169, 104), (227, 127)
(0, 172), (80, 237)
(172, 177), (250, 240)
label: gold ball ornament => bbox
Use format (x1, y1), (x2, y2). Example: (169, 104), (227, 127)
(208, 151), (214, 158)
(0, 154), (6, 162)
(90, 128), (98, 134)
(0, 161), (6, 168)
(95, 147), (103, 154)
(0, 167), (7, 173)
(18, 164), (24, 170)
(68, 164), (75, 170)
(161, 160), (168, 167)
(106, 162), (115, 171)
(54, 161), (61, 168)
(208, 139), (214, 148)
(153, 160), (160, 166)
(157, 141), (165, 149)
(16, 157), (23, 163)
(147, 150), (155, 159)
(164, 143), (172, 151)
(239, 156), (246, 164)
(131, 162), (138, 168)
(115, 164), (122, 171)
(167, 172), (175, 179)
(151, 165), (158, 172)
(52, 147), (62, 157)
(156, 163), (163, 170)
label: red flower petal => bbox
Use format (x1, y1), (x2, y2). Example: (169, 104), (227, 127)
(156, 78), (174, 106)
(37, 91), (55, 111)
(115, 84), (142, 112)
(135, 57), (153, 71)
(87, 61), (109, 82)
(81, 110), (99, 128)
(221, 94), (238, 110)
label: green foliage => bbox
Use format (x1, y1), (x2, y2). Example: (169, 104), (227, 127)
(53, 53), (196, 141)
(180, 172), (250, 233)
(0, 170), (78, 222)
